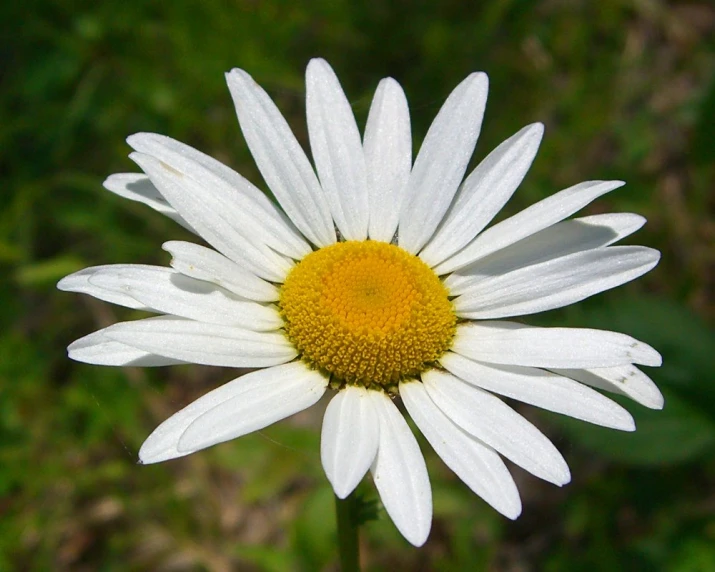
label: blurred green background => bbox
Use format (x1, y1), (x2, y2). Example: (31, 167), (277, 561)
(2, 0), (715, 570)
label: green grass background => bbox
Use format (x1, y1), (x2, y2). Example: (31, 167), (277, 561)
(2, 1), (715, 569)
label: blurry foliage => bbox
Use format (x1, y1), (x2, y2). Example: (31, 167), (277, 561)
(1, 0), (715, 570)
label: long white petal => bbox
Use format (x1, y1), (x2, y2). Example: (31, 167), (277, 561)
(131, 152), (292, 282)
(553, 365), (664, 410)
(400, 380), (521, 519)
(225, 69), (336, 247)
(452, 321), (662, 369)
(435, 180), (625, 274)
(68, 330), (184, 367)
(139, 363), (327, 463)
(398, 72), (489, 254)
(58, 266), (150, 310)
(452, 246), (660, 318)
(127, 133), (310, 260)
(163, 241), (279, 302)
(441, 352), (635, 430)
(369, 391), (432, 547)
(420, 123), (543, 267)
(103, 173), (196, 233)
(175, 363), (327, 454)
(422, 369), (570, 486)
(321, 386), (380, 499)
(446, 212), (646, 293)
(363, 78), (412, 242)
(86, 265), (281, 331)
(306, 58), (369, 240)
(102, 316), (296, 368)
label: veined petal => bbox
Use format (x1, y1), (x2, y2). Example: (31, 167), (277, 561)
(422, 369), (570, 486)
(306, 58), (369, 240)
(127, 133), (310, 260)
(446, 212), (646, 293)
(103, 173), (196, 233)
(175, 363), (327, 455)
(131, 152), (292, 282)
(68, 330), (184, 367)
(398, 72), (489, 254)
(435, 180), (625, 274)
(441, 352), (635, 431)
(554, 365), (664, 410)
(139, 363), (327, 463)
(364, 78), (412, 242)
(421, 123), (544, 267)
(452, 321), (662, 369)
(58, 265), (150, 310)
(452, 246), (660, 318)
(102, 316), (296, 368)
(87, 265), (281, 331)
(369, 390), (432, 547)
(225, 68), (336, 247)
(163, 241), (279, 302)
(321, 386), (380, 499)
(400, 380), (521, 519)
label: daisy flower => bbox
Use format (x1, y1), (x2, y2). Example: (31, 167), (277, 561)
(59, 58), (663, 547)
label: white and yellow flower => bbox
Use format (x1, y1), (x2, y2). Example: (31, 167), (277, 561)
(59, 59), (663, 546)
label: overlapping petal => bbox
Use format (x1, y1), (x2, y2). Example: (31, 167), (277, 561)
(420, 123), (544, 267)
(398, 72), (489, 254)
(140, 363), (327, 463)
(364, 78), (412, 242)
(369, 390), (432, 547)
(100, 316), (296, 368)
(321, 386), (380, 499)
(306, 58), (370, 240)
(226, 68), (336, 247)
(400, 380), (522, 518)
(452, 321), (662, 369)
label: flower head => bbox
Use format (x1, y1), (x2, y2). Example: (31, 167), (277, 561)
(59, 58), (663, 546)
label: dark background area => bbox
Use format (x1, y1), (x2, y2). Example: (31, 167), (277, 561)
(2, 1), (714, 569)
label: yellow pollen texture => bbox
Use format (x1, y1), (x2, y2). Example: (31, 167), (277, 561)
(280, 241), (456, 387)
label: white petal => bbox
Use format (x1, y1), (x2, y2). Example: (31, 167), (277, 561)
(363, 78), (412, 242)
(321, 386), (380, 499)
(553, 365), (664, 410)
(398, 72), (489, 254)
(435, 180), (625, 274)
(422, 369), (570, 486)
(127, 133), (310, 260)
(58, 266), (150, 310)
(139, 363), (327, 463)
(452, 321), (662, 369)
(163, 241), (279, 302)
(441, 352), (635, 431)
(175, 363), (327, 455)
(306, 58), (369, 240)
(446, 212), (647, 293)
(225, 68), (336, 247)
(400, 380), (521, 519)
(68, 330), (184, 367)
(452, 246), (660, 318)
(87, 265), (281, 331)
(369, 391), (432, 546)
(102, 316), (296, 367)
(103, 173), (196, 233)
(131, 152), (292, 282)
(420, 123), (544, 267)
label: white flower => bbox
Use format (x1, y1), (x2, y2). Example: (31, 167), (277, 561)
(59, 59), (663, 547)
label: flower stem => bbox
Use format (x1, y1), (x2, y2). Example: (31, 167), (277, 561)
(335, 492), (360, 572)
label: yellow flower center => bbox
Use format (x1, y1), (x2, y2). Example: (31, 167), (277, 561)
(280, 241), (456, 389)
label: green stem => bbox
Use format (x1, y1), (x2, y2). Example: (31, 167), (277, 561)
(335, 492), (360, 572)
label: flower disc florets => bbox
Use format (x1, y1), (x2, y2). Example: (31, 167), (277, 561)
(280, 241), (456, 389)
